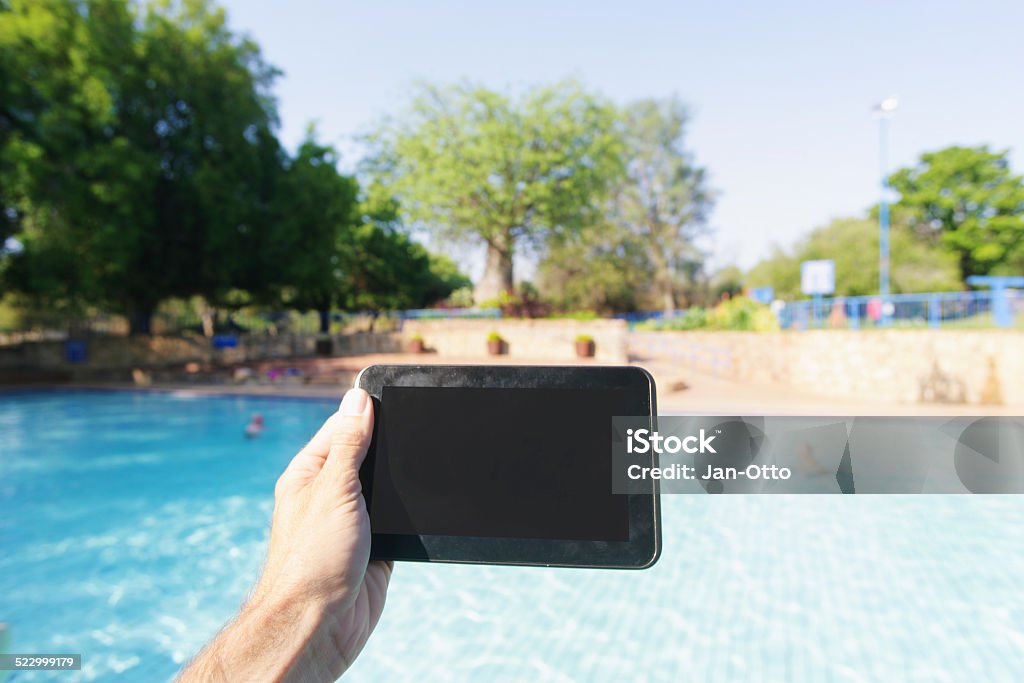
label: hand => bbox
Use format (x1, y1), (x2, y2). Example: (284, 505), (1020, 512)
(180, 388), (392, 682)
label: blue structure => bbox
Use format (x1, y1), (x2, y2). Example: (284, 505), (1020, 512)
(211, 334), (238, 349)
(965, 276), (1024, 328)
(401, 307), (501, 320)
(65, 340), (87, 363)
(775, 289), (1018, 330)
(874, 97), (898, 325)
(750, 287), (774, 305)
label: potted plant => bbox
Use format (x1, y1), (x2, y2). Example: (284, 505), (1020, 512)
(486, 331), (506, 356)
(408, 333), (426, 354)
(575, 334), (596, 358)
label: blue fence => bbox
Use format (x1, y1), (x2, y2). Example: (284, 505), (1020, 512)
(399, 307), (502, 320)
(611, 289), (1023, 331)
(777, 289), (1023, 330)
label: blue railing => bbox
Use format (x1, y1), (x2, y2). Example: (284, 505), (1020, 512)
(399, 307), (502, 320)
(777, 289), (1023, 330)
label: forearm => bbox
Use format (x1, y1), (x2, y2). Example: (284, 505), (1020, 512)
(181, 393), (385, 681)
(178, 592), (347, 683)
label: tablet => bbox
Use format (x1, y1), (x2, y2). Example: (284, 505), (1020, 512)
(355, 364), (660, 569)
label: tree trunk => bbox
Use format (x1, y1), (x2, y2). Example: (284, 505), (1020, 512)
(960, 252), (973, 286)
(477, 236), (514, 304)
(200, 309), (216, 338)
(661, 282), (676, 313)
(128, 305), (153, 336)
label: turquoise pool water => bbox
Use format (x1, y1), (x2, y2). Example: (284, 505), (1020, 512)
(2, 390), (1023, 681)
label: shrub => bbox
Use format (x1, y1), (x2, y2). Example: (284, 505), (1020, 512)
(636, 308), (707, 331)
(708, 296), (779, 331)
(478, 289), (551, 318)
(575, 333), (594, 343)
(486, 331), (503, 343)
(445, 286), (475, 308)
(636, 297), (778, 332)
(550, 310), (601, 320)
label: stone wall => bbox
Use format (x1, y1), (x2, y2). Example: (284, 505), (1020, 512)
(631, 330), (1024, 406)
(5, 323), (1019, 407)
(0, 332), (402, 378)
(401, 318), (629, 363)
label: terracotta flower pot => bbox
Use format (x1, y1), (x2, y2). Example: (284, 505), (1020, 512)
(487, 339), (505, 355)
(409, 339), (425, 354)
(575, 339), (596, 358)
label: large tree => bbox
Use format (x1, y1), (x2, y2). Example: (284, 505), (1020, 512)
(537, 218), (653, 313)
(260, 133), (471, 332)
(889, 146), (1024, 281)
(339, 187), (471, 318)
(269, 130), (359, 332)
(366, 80), (624, 301)
(1, 0), (283, 333)
(613, 97), (713, 311)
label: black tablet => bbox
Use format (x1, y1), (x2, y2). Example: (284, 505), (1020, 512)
(355, 364), (660, 569)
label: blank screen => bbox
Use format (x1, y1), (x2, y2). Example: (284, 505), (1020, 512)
(368, 386), (631, 542)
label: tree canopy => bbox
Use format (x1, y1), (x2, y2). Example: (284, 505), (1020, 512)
(0, 0), (465, 333)
(889, 146), (1024, 281)
(538, 97), (713, 312)
(1, 0), (284, 331)
(746, 216), (961, 298)
(366, 79), (624, 301)
(612, 97), (713, 311)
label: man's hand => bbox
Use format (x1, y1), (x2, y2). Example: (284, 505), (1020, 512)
(180, 388), (392, 682)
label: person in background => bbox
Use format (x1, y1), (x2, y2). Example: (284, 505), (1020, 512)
(181, 388), (391, 681)
(244, 413), (265, 439)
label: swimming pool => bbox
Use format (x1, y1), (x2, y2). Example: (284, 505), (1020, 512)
(2, 390), (1023, 681)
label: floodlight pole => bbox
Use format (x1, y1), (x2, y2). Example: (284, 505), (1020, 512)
(875, 97), (897, 326)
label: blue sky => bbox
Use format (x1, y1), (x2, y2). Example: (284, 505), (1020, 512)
(220, 0), (1024, 273)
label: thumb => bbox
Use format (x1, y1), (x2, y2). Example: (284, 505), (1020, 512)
(318, 388), (374, 493)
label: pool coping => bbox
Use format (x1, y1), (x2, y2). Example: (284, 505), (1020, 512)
(0, 382), (346, 403)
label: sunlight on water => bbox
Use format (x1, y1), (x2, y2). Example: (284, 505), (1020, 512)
(2, 391), (1023, 681)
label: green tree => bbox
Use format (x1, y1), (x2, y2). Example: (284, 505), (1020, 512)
(710, 265), (744, 300)
(744, 246), (800, 298)
(338, 187), (470, 321)
(366, 80), (624, 301)
(888, 146), (1024, 281)
(271, 130), (359, 332)
(537, 219), (652, 313)
(1, 0), (283, 333)
(270, 142), (470, 330)
(746, 216), (960, 298)
(421, 252), (473, 305)
(613, 97), (714, 311)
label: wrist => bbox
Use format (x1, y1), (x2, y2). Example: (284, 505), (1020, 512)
(242, 589), (349, 682)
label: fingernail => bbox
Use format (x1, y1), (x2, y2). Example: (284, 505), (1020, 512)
(340, 388), (368, 416)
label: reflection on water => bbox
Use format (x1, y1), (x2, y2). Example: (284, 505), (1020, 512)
(2, 391), (1023, 681)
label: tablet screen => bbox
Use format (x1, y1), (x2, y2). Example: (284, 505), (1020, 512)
(369, 386), (631, 542)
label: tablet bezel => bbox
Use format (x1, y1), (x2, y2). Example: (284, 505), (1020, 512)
(355, 364), (660, 569)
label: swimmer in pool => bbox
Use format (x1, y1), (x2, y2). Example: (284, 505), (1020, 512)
(244, 413), (265, 438)
(180, 388), (391, 681)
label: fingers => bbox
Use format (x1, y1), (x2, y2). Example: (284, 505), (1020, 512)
(278, 389), (373, 490)
(319, 388), (374, 488)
